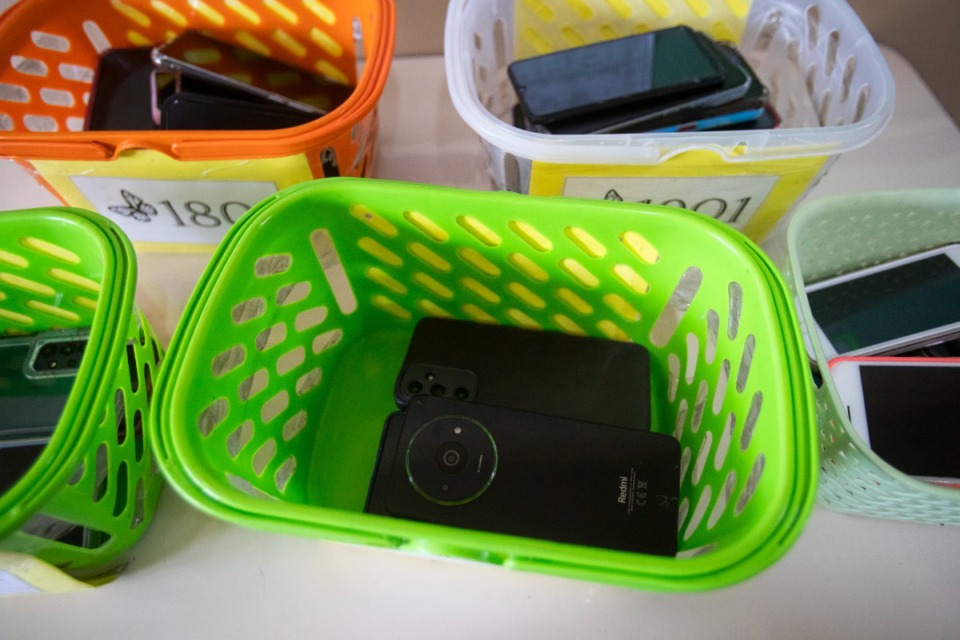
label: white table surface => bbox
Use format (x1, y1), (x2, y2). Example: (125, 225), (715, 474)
(1, 48), (959, 639)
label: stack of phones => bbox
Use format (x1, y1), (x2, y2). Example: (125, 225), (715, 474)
(508, 26), (777, 135)
(85, 31), (354, 131)
(803, 243), (960, 488)
(365, 318), (681, 556)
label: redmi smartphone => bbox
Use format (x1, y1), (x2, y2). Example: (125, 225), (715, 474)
(804, 244), (960, 360)
(394, 318), (652, 431)
(508, 26), (724, 126)
(828, 357), (960, 487)
(152, 31), (353, 116)
(365, 395), (680, 555)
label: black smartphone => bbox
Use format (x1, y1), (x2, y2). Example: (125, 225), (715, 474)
(0, 331), (87, 495)
(85, 47), (159, 131)
(365, 395), (680, 555)
(536, 39), (766, 135)
(160, 91), (316, 130)
(508, 26), (724, 126)
(394, 318), (652, 431)
(151, 31), (354, 116)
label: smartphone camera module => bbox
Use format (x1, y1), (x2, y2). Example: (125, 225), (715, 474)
(398, 363), (478, 405)
(30, 337), (88, 377)
(405, 414), (497, 506)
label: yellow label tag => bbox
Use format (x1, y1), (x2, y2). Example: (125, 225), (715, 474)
(30, 150), (315, 251)
(529, 150), (831, 241)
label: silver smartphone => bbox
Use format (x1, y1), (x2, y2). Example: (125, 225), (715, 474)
(804, 243), (960, 360)
(151, 31), (353, 117)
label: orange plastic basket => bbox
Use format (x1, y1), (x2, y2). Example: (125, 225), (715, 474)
(0, 0), (395, 249)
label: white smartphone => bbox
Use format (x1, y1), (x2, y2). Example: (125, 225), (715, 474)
(804, 243), (960, 360)
(828, 356), (960, 488)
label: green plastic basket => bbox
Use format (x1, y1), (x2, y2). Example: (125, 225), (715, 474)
(152, 177), (816, 591)
(0, 207), (164, 581)
(782, 189), (960, 524)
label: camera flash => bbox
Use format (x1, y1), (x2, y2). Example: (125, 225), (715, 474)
(454, 426), (462, 435)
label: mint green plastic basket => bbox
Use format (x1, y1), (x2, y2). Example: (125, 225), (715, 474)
(152, 178), (816, 591)
(783, 189), (960, 524)
(0, 207), (164, 581)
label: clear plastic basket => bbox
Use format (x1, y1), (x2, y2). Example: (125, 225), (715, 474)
(0, 0), (395, 250)
(0, 207), (164, 584)
(444, 0), (894, 241)
(151, 177), (817, 591)
(782, 189), (960, 524)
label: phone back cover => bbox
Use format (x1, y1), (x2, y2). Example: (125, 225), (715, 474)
(395, 318), (651, 431)
(366, 396), (679, 556)
(85, 48), (158, 131)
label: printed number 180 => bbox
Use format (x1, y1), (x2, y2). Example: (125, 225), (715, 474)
(158, 199), (251, 228)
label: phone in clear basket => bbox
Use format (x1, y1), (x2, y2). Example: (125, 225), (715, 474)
(508, 26), (724, 126)
(804, 243), (960, 360)
(828, 356), (960, 488)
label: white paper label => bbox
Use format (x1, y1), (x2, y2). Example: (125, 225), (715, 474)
(0, 570), (40, 595)
(70, 177), (279, 244)
(562, 175), (780, 229)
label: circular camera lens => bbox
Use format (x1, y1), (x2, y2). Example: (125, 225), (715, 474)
(60, 344), (75, 355)
(430, 384), (446, 396)
(406, 415), (497, 505)
(407, 380), (423, 394)
(435, 442), (467, 474)
(39, 344), (56, 357)
(453, 387), (470, 400)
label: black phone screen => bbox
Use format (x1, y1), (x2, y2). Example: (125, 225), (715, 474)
(859, 363), (960, 479)
(808, 253), (960, 353)
(508, 26), (723, 125)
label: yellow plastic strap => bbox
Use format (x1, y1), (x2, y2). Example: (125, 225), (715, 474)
(0, 552), (93, 595)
